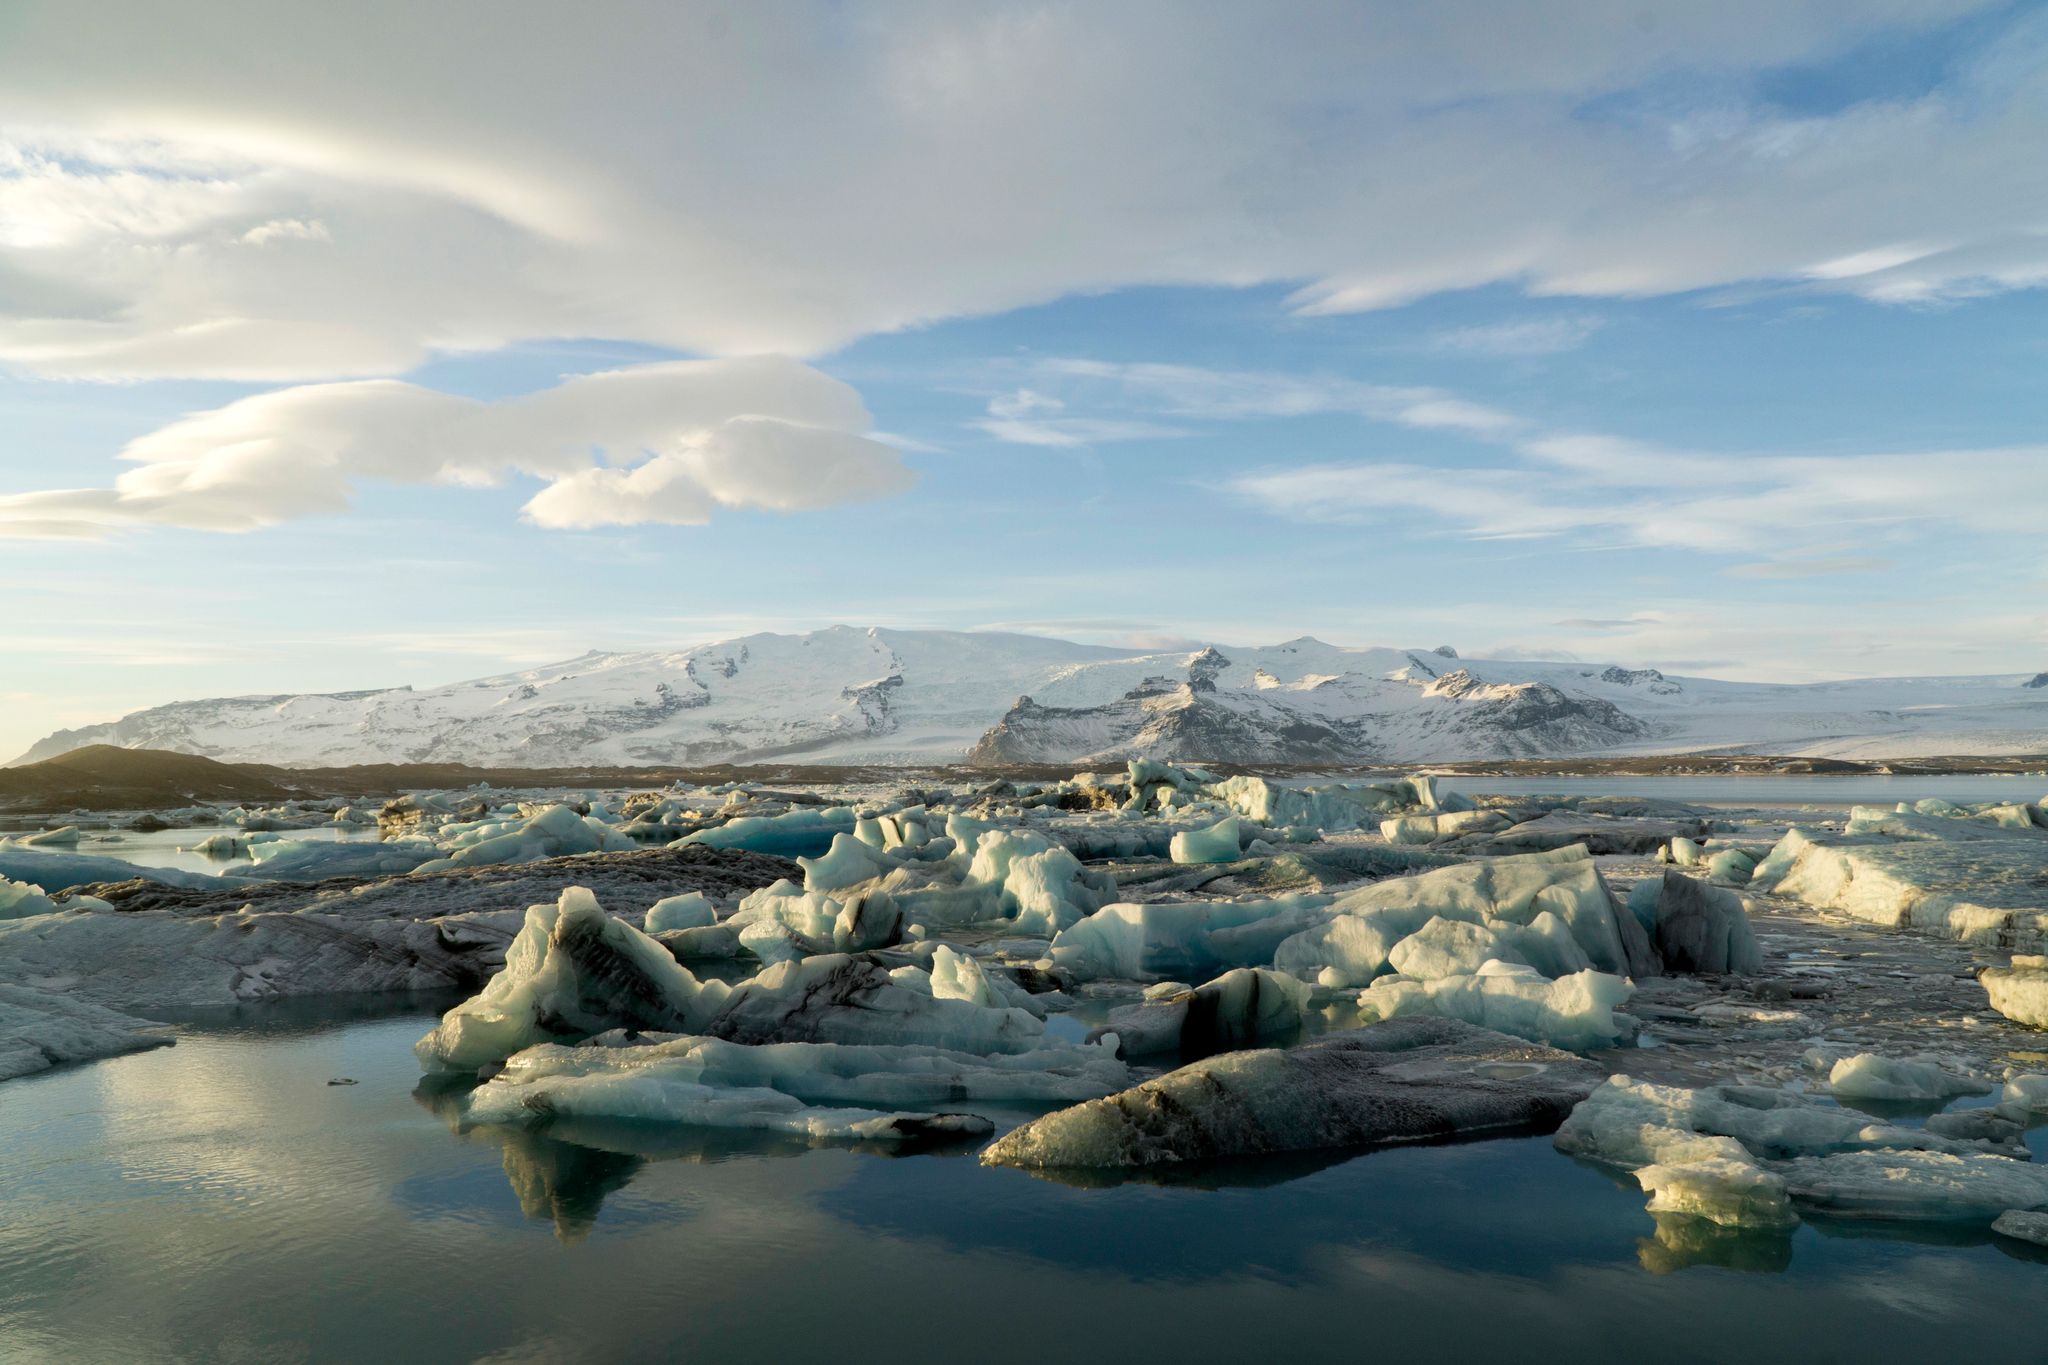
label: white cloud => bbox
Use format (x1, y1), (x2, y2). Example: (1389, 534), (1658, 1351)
(0, 2), (2040, 379)
(0, 356), (914, 538)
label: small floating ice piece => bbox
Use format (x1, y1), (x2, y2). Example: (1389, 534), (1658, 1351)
(1992, 1210), (2048, 1247)
(1635, 1135), (1799, 1230)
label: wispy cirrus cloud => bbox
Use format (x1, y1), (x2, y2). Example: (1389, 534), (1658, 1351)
(1428, 315), (1606, 357)
(3, 3), (2044, 382)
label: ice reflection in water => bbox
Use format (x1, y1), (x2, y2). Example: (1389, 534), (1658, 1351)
(3, 1011), (2047, 1365)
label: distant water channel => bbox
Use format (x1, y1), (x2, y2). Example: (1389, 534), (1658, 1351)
(3, 1008), (2043, 1364)
(0, 822), (387, 877)
(1432, 773), (2048, 809)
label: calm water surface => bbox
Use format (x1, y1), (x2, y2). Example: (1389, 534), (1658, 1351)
(3, 1007), (2044, 1365)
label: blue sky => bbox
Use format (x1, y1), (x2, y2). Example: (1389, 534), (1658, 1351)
(1, 2), (2045, 758)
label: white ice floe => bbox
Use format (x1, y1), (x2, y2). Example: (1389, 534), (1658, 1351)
(0, 983), (172, 1082)
(238, 837), (440, 881)
(1557, 1074), (2048, 1228)
(1751, 812), (2048, 950)
(471, 1030), (1127, 1117)
(1826, 1053), (1992, 1103)
(1980, 954), (2048, 1028)
(466, 1061), (991, 1144)
(1204, 776), (1403, 832)
(1633, 1134), (1799, 1229)
(412, 804), (636, 875)
(1359, 961), (1635, 1053)
(644, 892), (716, 932)
(0, 846), (218, 893)
(0, 877), (60, 921)
(1380, 810), (1510, 845)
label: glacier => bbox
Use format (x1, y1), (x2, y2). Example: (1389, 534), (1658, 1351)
(20, 625), (2048, 769)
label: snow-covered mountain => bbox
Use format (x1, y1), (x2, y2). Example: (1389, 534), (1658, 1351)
(14, 626), (2048, 768)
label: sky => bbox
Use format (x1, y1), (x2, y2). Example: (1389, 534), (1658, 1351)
(2, 0), (2047, 760)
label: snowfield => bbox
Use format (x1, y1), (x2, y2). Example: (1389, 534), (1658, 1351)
(14, 626), (2048, 769)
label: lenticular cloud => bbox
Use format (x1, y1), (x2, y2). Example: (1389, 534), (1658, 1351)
(0, 356), (915, 538)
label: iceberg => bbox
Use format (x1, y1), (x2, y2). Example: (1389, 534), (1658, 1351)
(981, 1018), (1604, 1172)
(1634, 1135), (1799, 1230)
(1271, 850), (1655, 989)
(1380, 810), (1511, 845)
(237, 837), (439, 881)
(416, 887), (704, 1074)
(1641, 872), (1762, 975)
(1097, 967), (1311, 1057)
(676, 806), (858, 856)
(1204, 776), (1401, 832)
(1049, 894), (1332, 981)
(1168, 816), (1242, 865)
(797, 832), (897, 893)
(696, 953), (1050, 1055)
(0, 846), (218, 894)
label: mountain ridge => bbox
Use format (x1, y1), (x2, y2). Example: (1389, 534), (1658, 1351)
(15, 626), (2048, 768)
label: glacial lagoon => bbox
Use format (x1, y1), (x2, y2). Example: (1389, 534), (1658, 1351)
(4, 1004), (2045, 1365)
